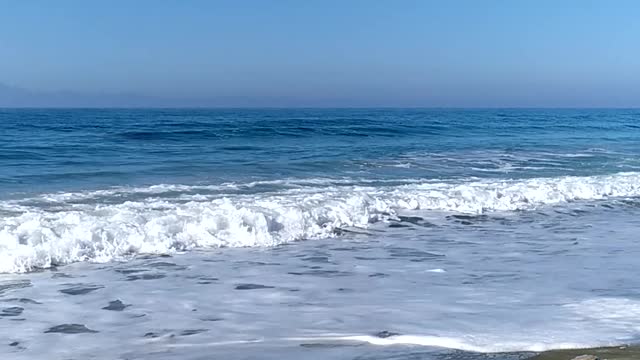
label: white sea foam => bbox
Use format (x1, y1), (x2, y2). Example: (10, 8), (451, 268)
(284, 298), (640, 352)
(286, 335), (595, 353)
(426, 268), (446, 273)
(1, 172), (640, 273)
(564, 298), (640, 330)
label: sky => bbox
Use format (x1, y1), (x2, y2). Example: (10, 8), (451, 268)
(0, 0), (639, 107)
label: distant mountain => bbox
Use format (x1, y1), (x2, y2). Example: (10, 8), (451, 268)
(0, 82), (316, 108)
(0, 83), (30, 106)
(0, 82), (167, 108)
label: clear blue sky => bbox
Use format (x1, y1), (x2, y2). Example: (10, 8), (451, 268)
(1, 0), (639, 107)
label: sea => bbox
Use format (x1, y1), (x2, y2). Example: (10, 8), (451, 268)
(1, 108), (640, 360)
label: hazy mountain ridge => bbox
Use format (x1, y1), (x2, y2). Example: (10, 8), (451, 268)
(0, 82), (172, 107)
(0, 82), (326, 108)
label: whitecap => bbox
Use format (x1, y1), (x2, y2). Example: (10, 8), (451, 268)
(2, 172), (640, 273)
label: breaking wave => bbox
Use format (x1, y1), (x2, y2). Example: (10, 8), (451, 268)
(1, 172), (640, 273)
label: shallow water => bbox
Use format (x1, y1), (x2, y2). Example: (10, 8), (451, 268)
(1, 109), (640, 359)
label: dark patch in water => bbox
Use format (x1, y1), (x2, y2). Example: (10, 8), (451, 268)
(220, 145), (262, 151)
(235, 283), (275, 290)
(126, 274), (166, 281)
(180, 329), (208, 336)
(118, 130), (220, 141)
(553, 209), (577, 217)
(196, 276), (219, 284)
(144, 332), (159, 338)
(51, 273), (74, 279)
(236, 261), (281, 266)
(115, 268), (149, 275)
(1, 298), (41, 305)
(446, 214), (491, 225)
(397, 215), (437, 227)
(146, 261), (187, 271)
(301, 256), (331, 263)
(59, 284), (104, 295)
(375, 330), (400, 338)
(333, 228), (371, 236)
(369, 272), (389, 278)
(1, 307), (24, 317)
(409, 258), (431, 263)
(288, 269), (352, 277)
(388, 222), (412, 228)
(330, 245), (373, 251)
(45, 324), (98, 334)
(387, 247), (445, 261)
(354, 256), (384, 261)
(9, 341), (19, 347)
(200, 317), (223, 322)
(137, 254), (172, 260)
(201, 258), (225, 263)
(398, 215), (423, 222)
(450, 214), (488, 221)
(0, 280), (32, 295)
(102, 300), (130, 311)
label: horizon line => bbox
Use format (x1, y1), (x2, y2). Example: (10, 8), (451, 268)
(1, 106), (639, 110)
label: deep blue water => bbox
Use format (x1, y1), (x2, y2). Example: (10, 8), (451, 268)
(2, 108), (639, 196)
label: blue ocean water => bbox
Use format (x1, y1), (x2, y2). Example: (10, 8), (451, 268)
(1, 109), (640, 359)
(2, 108), (639, 195)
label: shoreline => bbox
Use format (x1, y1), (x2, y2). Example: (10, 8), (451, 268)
(529, 346), (640, 360)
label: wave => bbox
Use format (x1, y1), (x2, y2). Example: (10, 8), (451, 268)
(1, 172), (640, 273)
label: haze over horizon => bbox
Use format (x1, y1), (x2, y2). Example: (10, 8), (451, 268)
(1, 0), (639, 107)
